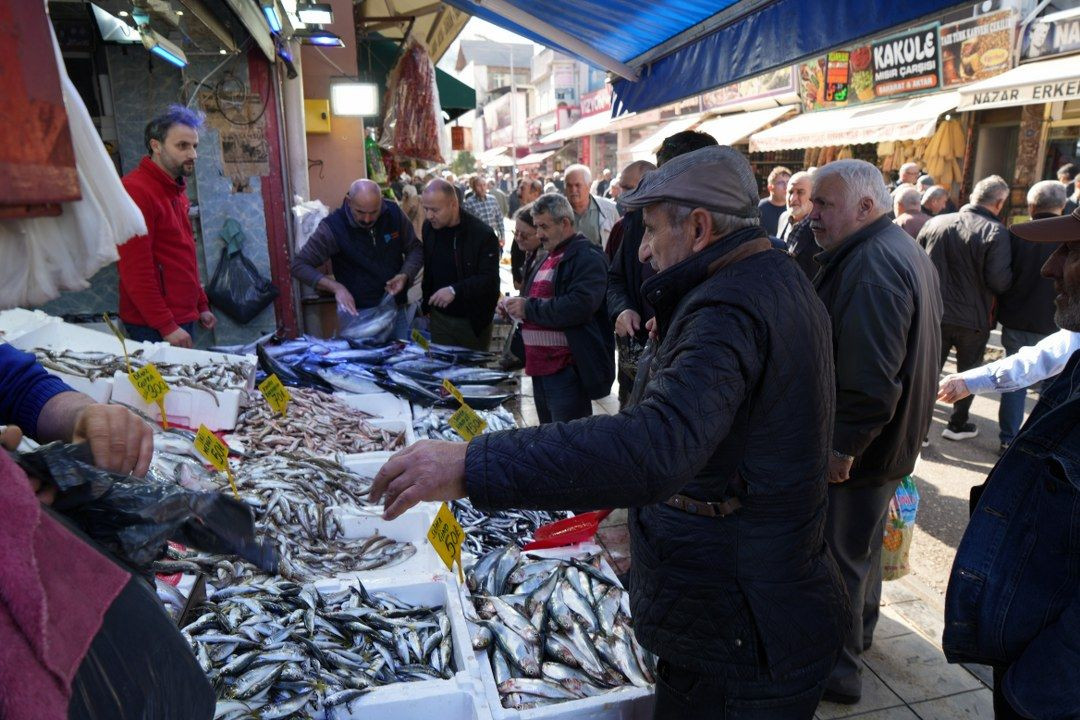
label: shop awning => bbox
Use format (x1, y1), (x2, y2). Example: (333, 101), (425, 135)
(749, 92), (959, 152)
(957, 54), (1080, 112)
(439, 0), (961, 114)
(625, 113), (707, 162)
(476, 146), (515, 166)
(694, 105), (797, 146)
(517, 150), (555, 166)
(539, 112), (627, 144)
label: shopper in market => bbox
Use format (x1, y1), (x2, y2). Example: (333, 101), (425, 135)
(420, 179), (501, 351)
(372, 145), (849, 719)
(990, 180), (1069, 453)
(893, 186), (930, 239)
(921, 185), (950, 217)
(462, 176), (507, 249)
(943, 207), (1080, 720)
(757, 165), (791, 236)
(292, 178), (423, 341)
(898, 162), (920, 187)
(777, 170), (818, 280)
(810, 159), (942, 705)
(916, 174), (935, 194)
(1059, 163), (1078, 213)
(595, 168), (613, 197)
(486, 178), (510, 221)
(117, 105), (216, 348)
(511, 178), (544, 289)
(918, 175), (1013, 442)
(564, 164), (620, 250)
(497, 193), (613, 422)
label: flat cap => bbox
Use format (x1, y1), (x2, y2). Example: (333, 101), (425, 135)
(1011, 207), (1080, 244)
(618, 145), (760, 219)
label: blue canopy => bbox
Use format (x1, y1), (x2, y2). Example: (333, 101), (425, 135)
(440, 0), (965, 114)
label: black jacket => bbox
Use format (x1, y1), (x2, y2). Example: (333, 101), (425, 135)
(997, 212), (1060, 336)
(784, 216), (819, 281)
(421, 210), (501, 335)
(816, 216), (943, 486)
(918, 204), (1012, 332)
(524, 234), (615, 400)
(606, 208), (654, 344)
(466, 228), (847, 678)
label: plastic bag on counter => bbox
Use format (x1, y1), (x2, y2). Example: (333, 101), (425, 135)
(205, 219), (279, 323)
(338, 291), (397, 344)
(14, 442), (277, 573)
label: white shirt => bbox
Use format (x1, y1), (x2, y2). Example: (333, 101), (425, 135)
(961, 329), (1080, 394)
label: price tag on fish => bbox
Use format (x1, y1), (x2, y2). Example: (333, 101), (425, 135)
(194, 424), (239, 498)
(128, 363), (171, 429)
(428, 502), (466, 582)
(411, 328), (431, 353)
(442, 378), (465, 405)
(448, 405), (487, 441)
(258, 374), (290, 416)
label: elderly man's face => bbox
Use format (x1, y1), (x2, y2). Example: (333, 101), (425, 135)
(514, 217), (541, 253)
(1042, 241), (1080, 331)
(925, 194), (948, 215)
(787, 177), (813, 221)
(809, 175), (878, 250)
(347, 191), (382, 228)
(422, 190), (458, 229)
(901, 167), (920, 185)
(533, 211), (575, 251)
(640, 204), (695, 272)
(564, 171), (590, 213)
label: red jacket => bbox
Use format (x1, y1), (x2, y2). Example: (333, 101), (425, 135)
(118, 157), (208, 335)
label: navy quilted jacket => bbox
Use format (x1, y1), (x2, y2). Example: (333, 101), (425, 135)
(466, 228), (848, 677)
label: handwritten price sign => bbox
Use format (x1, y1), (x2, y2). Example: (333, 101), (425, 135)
(129, 363), (170, 403)
(442, 379), (487, 440)
(411, 328), (431, 352)
(194, 424), (239, 498)
(427, 502), (466, 581)
(258, 374), (290, 416)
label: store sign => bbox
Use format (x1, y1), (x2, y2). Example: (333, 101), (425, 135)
(702, 66), (797, 110)
(1022, 12), (1080, 61)
(581, 87), (612, 117)
(940, 9), (1017, 87)
(872, 24), (942, 97)
(959, 77), (1080, 110)
(825, 52), (851, 102)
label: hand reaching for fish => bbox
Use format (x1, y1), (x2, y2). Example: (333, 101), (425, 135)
(371, 439), (469, 520)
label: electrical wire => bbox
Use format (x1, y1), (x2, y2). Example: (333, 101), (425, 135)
(184, 38), (252, 108)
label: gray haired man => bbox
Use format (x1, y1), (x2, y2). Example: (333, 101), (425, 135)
(564, 163), (619, 249)
(811, 159), (943, 705)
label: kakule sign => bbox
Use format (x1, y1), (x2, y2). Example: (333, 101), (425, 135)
(872, 23), (942, 97)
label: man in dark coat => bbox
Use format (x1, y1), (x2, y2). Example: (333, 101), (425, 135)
(778, 170), (818, 280)
(810, 160), (943, 704)
(370, 146), (848, 719)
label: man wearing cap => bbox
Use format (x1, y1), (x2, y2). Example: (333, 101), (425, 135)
(943, 207), (1080, 720)
(369, 146), (848, 718)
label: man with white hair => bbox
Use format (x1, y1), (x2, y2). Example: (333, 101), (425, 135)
(595, 168), (613, 197)
(563, 163), (619, 249)
(810, 159), (943, 705)
(919, 175), (1013, 441)
(921, 185), (950, 217)
(893, 185), (930, 239)
(898, 162), (920, 187)
(777, 170), (818, 279)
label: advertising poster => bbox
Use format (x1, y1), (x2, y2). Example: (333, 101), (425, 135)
(824, 51), (851, 102)
(871, 23), (942, 97)
(1021, 10), (1080, 61)
(940, 9), (1016, 87)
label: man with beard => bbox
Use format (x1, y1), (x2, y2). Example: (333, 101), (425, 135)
(292, 178), (423, 340)
(943, 207), (1080, 720)
(777, 170), (817, 279)
(118, 106), (216, 346)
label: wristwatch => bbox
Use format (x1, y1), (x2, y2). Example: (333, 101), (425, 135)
(830, 449), (854, 461)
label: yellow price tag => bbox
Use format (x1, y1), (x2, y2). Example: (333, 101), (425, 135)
(442, 378), (466, 406)
(194, 424), (239, 498)
(258, 374), (290, 416)
(448, 405), (487, 441)
(427, 502), (466, 582)
(411, 328), (431, 352)
(129, 363), (170, 404)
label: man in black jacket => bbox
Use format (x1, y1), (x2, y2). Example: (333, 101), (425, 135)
(292, 178), (422, 340)
(918, 175), (1012, 441)
(499, 193), (613, 422)
(810, 159), (943, 705)
(420, 179), (501, 351)
(778, 170), (818, 280)
(371, 146), (848, 719)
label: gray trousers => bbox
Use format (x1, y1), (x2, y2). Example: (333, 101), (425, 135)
(824, 477), (903, 696)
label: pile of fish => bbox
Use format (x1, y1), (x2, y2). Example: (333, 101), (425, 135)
(414, 406), (518, 442)
(465, 546), (654, 710)
(232, 388), (404, 456)
(453, 499), (571, 556)
(183, 579), (455, 719)
(33, 347), (145, 380)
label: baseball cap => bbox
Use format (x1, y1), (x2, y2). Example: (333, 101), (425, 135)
(1011, 207), (1080, 243)
(618, 145), (760, 219)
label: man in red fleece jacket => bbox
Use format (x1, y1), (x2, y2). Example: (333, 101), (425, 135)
(119, 105), (216, 347)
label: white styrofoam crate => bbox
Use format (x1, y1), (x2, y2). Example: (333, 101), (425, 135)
(468, 544), (655, 720)
(147, 344), (257, 390)
(329, 506), (444, 582)
(335, 391), (413, 422)
(368, 418), (417, 448)
(0, 308), (59, 343)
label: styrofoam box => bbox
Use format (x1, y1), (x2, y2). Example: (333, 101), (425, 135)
(310, 576), (491, 720)
(335, 391), (413, 424)
(469, 544), (656, 720)
(0, 308), (59, 343)
(329, 505), (445, 582)
(110, 345), (256, 432)
(10, 322), (157, 404)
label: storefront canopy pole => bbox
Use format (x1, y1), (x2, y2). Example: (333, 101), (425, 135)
(456, 0), (639, 80)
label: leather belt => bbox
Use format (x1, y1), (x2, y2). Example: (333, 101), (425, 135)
(664, 493), (742, 518)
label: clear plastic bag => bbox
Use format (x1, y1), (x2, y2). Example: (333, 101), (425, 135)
(337, 291), (396, 344)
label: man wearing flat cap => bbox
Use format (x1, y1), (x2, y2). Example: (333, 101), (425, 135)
(369, 146), (847, 718)
(943, 208), (1080, 720)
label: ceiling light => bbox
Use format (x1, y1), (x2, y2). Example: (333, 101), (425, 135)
(176, 10), (183, 15)
(260, 0), (282, 34)
(140, 28), (188, 67)
(118, 10), (129, 16)
(297, 2), (333, 24)
(219, 48), (228, 54)
(330, 80), (379, 116)
(295, 28), (344, 47)
(91, 4), (141, 43)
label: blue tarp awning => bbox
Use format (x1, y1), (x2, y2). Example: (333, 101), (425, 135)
(439, 0), (965, 114)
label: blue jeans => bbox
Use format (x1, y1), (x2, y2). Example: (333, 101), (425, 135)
(123, 321), (195, 343)
(998, 327), (1050, 445)
(532, 365), (592, 423)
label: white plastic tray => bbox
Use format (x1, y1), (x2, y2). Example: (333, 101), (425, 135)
(0, 308), (59, 343)
(335, 391), (413, 423)
(329, 506), (444, 582)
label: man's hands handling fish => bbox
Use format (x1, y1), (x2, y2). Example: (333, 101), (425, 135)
(370, 440), (469, 519)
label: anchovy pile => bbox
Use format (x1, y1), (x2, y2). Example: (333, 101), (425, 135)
(453, 499), (571, 556)
(33, 347), (148, 380)
(233, 388), (405, 456)
(413, 407), (518, 442)
(183, 579), (455, 719)
(466, 546), (654, 709)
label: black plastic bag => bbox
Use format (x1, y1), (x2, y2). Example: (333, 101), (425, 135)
(15, 442), (277, 573)
(206, 219), (278, 324)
